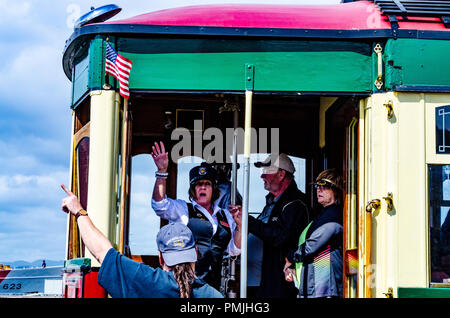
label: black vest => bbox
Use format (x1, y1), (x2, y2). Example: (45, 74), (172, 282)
(186, 203), (232, 290)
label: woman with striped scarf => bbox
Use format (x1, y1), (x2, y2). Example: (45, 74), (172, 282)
(284, 169), (343, 298)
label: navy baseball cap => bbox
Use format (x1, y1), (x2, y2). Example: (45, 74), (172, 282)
(156, 223), (197, 266)
(189, 163), (217, 184)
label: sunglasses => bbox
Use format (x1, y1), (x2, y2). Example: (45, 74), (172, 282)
(195, 180), (213, 187)
(314, 179), (334, 190)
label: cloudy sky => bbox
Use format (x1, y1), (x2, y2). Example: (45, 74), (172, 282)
(0, 0), (339, 263)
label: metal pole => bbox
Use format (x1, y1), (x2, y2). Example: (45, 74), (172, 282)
(228, 104), (239, 298)
(240, 89), (253, 298)
(231, 108), (239, 205)
(240, 64), (254, 298)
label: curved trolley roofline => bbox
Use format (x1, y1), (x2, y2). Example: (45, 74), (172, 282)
(62, 0), (450, 80)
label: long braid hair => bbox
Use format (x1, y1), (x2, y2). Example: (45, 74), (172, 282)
(170, 262), (196, 298)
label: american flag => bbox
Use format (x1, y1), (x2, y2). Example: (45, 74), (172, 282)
(105, 42), (133, 99)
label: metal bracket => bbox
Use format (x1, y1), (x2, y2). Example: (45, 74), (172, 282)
(245, 64), (255, 91)
(374, 44), (384, 90)
(383, 287), (394, 298)
(366, 199), (381, 213)
(441, 16), (450, 28)
(383, 100), (394, 119)
(383, 192), (394, 211)
(388, 15), (399, 39)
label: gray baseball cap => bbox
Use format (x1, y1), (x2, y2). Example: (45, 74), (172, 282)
(156, 222), (197, 266)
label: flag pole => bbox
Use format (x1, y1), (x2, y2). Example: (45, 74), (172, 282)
(103, 37), (111, 89)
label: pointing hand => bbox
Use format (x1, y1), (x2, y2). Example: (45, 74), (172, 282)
(61, 184), (83, 215)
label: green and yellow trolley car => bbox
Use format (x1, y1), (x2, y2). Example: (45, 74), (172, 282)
(62, 0), (450, 298)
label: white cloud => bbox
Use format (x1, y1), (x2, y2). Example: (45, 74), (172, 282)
(0, 171), (68, 208)
(0, 136), (70, 177)
(0, 205), (67, 262)
(0, 0), (31, 21)
(0, 1), (72, 263)
(0, 170), (68, 262)
(0, 44), (70, 109)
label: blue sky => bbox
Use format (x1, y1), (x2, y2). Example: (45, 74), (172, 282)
(0, 0), (337, 263)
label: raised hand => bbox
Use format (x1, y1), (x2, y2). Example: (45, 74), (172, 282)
(61, 184), (83, 215)
(228, 204), (242, 228)
(151, 141), (169, 172)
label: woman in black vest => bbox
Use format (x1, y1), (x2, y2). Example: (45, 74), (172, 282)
(150, 141), (241, 291)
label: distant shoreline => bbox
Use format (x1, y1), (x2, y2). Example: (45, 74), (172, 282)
(0, 260), (64, 269)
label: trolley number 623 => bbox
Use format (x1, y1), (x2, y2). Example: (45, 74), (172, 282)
(2, 283), (22, 290)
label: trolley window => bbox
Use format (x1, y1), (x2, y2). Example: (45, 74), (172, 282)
(176, 154), (305, 218)
(129, 155), (160, 255)
(236, 153), (306, 217)
(435, 105), (450, 154)
(428, 165), (450, 284)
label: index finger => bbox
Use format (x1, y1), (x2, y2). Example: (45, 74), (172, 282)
(159, 141), (166, 154)
(153, 141), (162, 154)
(61, 184), (73, 196)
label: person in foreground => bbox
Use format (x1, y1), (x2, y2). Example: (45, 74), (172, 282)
(61, 184), (223, 298)
(284, 169), (343, 298)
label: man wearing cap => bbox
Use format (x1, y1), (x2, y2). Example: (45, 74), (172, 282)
(60, 184), (222, 298)
(230, 153), (310, 298)
(150, 141), (241, 291)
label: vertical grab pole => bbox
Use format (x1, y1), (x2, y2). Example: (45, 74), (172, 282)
(240, 64), (254, 298)
(231, 108), (239, 206)
(228, 102), (239, 298)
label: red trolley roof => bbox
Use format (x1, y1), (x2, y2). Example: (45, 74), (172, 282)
(99, 1), (447, 32)
(63, 1), (450, 80)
